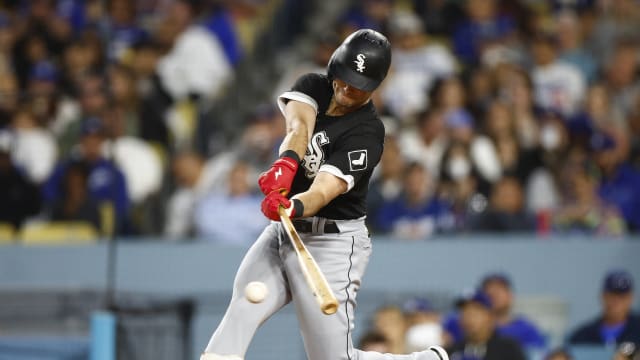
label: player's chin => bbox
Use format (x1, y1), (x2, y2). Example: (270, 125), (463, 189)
(337, 95), (362, 108)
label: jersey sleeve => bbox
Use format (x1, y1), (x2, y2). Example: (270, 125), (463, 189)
(319, 121), (384, 192)
(277, 73), (332, 115)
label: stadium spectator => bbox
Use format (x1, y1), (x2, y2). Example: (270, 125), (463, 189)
(101, 104), (162, 206)
(46, 160), (101, 231)
(26, 60), (60, 126)
(358, 331), (391, 353)
(568, 84), (627, 152)
(42, 117), (130, 234)
(431, 77), (503, 187)
(0, 71), (19, 128)
(544, 348), (573, 360)
(338, 0), (394, 39)
(58, 35), (105, 96)
(555, 10), (597, 84)
(399, 108), (448, 178)
(0, 130), (41, 230)
(592, 131), (640, 232)
(381, 10), (456, 121)
(448, 290), (527, 360)
(203, 3), (243, 66)
(0, 13), (15, 75)
(104, 0), (148, 62)
(444, 273), (546, 350)
(630, 96), (640, 167)
(371, 305), (407, 354)
(140, 0), (232, 151)
(202, 104), (282, 193)
(452, 0), (516, 66)
(403, 297), (445, 351)
(530, 32), (586, 117)
(54, 71), (109, 157)
(481, 273), (546, 349)
(376, 162), (454, 239)
(411, 0), (464, 38)
(483, 100), (540, 184)
(437, 141), (487, 230)
(9, 106), (57, 184)
(603, 39), (640, 120)
(194, 160), (267, 244)
(501, 68), (540, 152)
(11, 0), (71, 88)
(106, 63), (140, 137)
(588, 0), (640, 60)
(164, 150), (208, 238)
(366, 135), (405, 234)
(569, 269), (640, 346)
(554, 163), (626, 236)
(467, 176), (536, 232)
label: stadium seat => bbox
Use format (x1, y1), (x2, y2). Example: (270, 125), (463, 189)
(0, 222), (16, 244)
(20, 222), (99, 245)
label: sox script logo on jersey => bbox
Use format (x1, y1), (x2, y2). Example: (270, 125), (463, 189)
(302, 131), (330, 178)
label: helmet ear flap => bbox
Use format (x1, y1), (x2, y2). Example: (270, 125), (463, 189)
(327, 29), (391, 92)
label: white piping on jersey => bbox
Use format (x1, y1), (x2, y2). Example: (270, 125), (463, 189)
(277, 91), (319, 115)
(319, 164), (355, 193)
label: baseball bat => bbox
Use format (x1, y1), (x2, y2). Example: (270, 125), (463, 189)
(278, 206), (339, 315)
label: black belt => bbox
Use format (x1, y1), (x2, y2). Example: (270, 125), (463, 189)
(291, 220), (340, 234)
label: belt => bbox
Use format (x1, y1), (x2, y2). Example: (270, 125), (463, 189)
(291, 219), (340, 234)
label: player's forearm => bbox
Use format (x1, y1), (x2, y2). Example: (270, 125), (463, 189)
(291, 173), (347, 217)
(278, 119), (310, 160)
(278, 101), (316, 159)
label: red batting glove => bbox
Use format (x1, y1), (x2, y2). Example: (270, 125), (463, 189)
(258, 153), (299, 195)
(261, 192), (304, 221)
(261, 192), (292, 221)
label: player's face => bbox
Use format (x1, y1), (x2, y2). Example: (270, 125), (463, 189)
(332, 78), (372, 109)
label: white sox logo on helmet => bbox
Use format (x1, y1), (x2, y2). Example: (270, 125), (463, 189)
(354, 54), (366, 73)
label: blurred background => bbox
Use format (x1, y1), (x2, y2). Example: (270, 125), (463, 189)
(0, 0), (638, 359)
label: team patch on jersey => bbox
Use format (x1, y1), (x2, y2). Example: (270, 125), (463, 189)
(348, 150), (368, 171)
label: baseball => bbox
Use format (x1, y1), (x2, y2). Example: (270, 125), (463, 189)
(244, 281), (268, 303)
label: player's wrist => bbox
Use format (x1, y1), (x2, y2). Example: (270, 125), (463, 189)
(279, 150), (301, 165)
(289, 199), (304, 218)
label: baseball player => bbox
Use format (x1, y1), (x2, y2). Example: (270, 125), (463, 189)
(201, 29), (448, 360)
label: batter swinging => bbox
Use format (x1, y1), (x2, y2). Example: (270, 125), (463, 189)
(202, 29), (448, 360)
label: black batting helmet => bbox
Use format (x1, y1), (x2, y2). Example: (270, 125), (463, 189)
(327, 29), (391, 92)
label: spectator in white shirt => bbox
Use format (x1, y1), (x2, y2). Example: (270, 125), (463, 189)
(530, 32), (586, 117)
(381, 10), (456, 123)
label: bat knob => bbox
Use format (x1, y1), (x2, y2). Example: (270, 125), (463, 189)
(322, 302), (338, 315)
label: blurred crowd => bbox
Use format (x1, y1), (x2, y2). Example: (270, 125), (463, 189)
(356, 269), (639, 360)
(0, 0), (639, 241)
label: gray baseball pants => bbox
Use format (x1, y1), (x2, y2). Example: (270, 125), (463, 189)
(204, 218), (426, 360)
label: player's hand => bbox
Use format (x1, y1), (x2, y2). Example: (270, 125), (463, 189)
(258, 153), (299, 195)
(261, 191), (300, 221)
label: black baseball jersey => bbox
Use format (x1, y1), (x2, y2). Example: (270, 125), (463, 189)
(277, 73), (385, 220)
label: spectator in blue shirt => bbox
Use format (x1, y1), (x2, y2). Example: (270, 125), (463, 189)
(43, 117), (130, 234)
(569, 269), (640, 346)
(444, 273), (547, 350)
(592, 131), (640, 231)
(203, 5), (242, 66)
(452, 0), (516, 65)
(376, 162), (454, 239)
